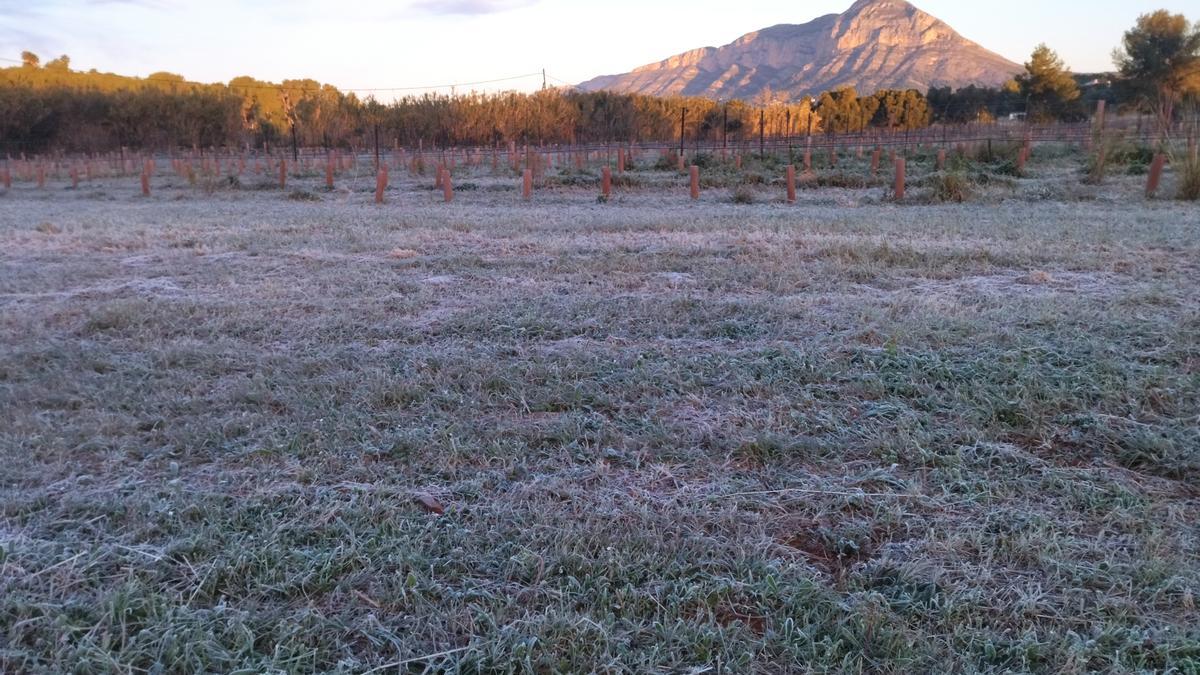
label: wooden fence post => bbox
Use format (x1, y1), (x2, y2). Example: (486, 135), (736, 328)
(786, 164), (796, 204)
(141, 161), (151, 197)
(523, 168), (532, 200)
(1, 166), (10, 190)
(870, 147), (881, 177)
(936, 149), (946, 171)
(442, 168), (453, 203)
(601, 166), (612, 200)
(1146, 154), (1166, 198)
(375, 165), (388, 204)
(894, 157), (906, 201)
(689, 165), (700, 200)
(326, 158), (335, 189)
(279, 159), (287, 190)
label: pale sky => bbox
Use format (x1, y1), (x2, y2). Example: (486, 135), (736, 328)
(0, 0), (1194, 98)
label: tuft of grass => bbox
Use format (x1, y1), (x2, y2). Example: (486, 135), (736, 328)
(971, 140), (1021, 164)
(545, 173), (597, 188)
(1176, 152), (1200, 201)
(653, 151), (681, 172)
(1084, 138), (1158, 185)
(927, 172), (973, 203)
(286, 189), (322, 202)
(991, 159), (1024, 178)
(1084, 146), (1111, 185)
(729, 185), (755, 204)
(689, 151), (716, 169)
(813, 172), (873, 189)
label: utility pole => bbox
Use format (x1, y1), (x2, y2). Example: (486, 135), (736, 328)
(290, 122), (299, 164)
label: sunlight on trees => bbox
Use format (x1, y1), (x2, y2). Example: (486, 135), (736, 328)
(1114, 10), (1200, 125)
(1017, 44), (1083, 122)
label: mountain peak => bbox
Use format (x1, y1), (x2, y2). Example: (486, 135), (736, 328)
(846, 0), (916, 13)
(842, 0), (925, 20)
(579, 0), (1018, 100)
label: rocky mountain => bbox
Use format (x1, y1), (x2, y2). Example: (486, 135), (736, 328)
(578, 0), (1021, 100)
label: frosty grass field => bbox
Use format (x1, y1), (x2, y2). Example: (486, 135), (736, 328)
(1, 150), (1198, 672)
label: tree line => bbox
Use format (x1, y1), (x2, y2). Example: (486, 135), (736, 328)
(932, 11), (1198, 125)
(0, 64), (932, 153)
(2, 10), (1195, 154)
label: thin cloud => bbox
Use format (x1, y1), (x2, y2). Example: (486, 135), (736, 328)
(0, 0), (170, 18)
(408, 0), (537, 16)
(0, 0), (164, 66)
(0, 26), (55, 56)
(0, 1), (47, 18)
(84, 0), (174, 6)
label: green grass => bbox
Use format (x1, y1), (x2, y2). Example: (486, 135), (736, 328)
(0, 181), (1198, 673)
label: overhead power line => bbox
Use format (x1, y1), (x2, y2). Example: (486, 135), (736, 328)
(546, 74), (583, 91)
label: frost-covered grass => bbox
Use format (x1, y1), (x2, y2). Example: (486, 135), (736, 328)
(0, 177), (1198, 672)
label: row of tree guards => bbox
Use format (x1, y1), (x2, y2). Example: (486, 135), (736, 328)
(0, 133), (1185, 201)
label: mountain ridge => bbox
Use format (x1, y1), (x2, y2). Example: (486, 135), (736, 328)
(579, 0), (1021, 100)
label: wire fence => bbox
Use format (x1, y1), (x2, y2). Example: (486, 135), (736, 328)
(2, 118), (1191, 167)
(0, 116), (1195, 201)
